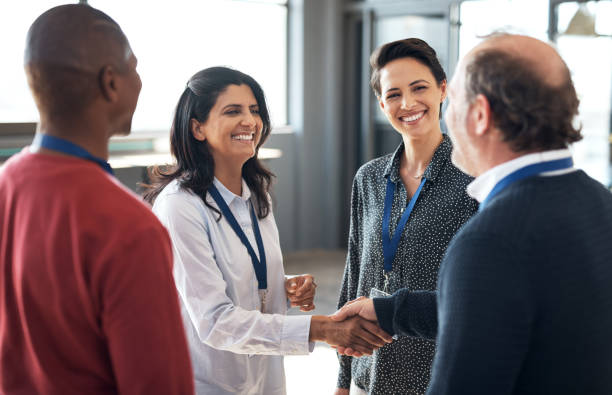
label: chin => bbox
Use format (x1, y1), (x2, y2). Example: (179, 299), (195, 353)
(111, 121), (133, 137)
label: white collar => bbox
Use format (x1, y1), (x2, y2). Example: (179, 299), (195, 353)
(213, 177), (252, 205)
(467, 148), (575, 203)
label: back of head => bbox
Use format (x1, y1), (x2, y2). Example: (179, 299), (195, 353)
(25, 4), (131, 119)
(370, 38), (447, 98)
(463, 34), (582, 152)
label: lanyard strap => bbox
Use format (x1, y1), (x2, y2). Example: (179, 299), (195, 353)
(480, 157), (573, 210)
(32, 134), (114, 175)
(208, 184), (267, 289)
(382, 177), (427, 273)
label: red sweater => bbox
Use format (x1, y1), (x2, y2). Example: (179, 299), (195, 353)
(0, 149), (194, 395)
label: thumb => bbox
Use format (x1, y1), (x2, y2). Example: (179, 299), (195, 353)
(330, 304), (356, 321)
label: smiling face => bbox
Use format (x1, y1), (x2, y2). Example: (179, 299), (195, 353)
(378, 57), (446, 140)
(192, 83), (263, 168)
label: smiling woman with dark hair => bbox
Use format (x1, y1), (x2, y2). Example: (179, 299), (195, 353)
(144, 66), (391, 395)
(335, 38), (478, 395)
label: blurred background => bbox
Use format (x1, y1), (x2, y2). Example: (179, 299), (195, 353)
(1, 1), (611, 392)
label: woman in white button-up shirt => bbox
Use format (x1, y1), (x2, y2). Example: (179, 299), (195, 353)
(143, 67), (391, 395)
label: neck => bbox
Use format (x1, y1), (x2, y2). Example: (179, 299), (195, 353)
(472, 135), (525, 177)
(34, 117), (110, 159)
(214, 159), (244, 196)
(401, 131), (443, 178)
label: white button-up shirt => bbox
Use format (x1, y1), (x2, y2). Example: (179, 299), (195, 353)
(153, 178), (312, 395)
(467, 148), (575, 203)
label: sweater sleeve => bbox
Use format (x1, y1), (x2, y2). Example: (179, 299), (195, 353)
(373, 289), (438, 339)
(427, 234), (534, 395)
(99, 223), (194, 395)
(336, 177), (363, 389)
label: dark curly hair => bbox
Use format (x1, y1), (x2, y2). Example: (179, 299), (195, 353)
(142, 66), (274, 219)
(464, 48), (582, 151)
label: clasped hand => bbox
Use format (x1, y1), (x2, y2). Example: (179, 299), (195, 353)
(285, 274), (317, 312)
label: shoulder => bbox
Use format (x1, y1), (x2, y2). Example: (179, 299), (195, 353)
(152, 179), (210, 231)
(352, 152), (394, 190)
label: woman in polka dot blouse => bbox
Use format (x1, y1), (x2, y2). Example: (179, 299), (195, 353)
(335, 38), (479, 395)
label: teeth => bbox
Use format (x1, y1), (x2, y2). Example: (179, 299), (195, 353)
(401, 112), (424, 122)
(232, 134), (253, 141)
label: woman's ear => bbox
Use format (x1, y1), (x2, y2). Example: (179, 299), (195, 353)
(191, 119), (206, 141)
(439, 80), (448, 102)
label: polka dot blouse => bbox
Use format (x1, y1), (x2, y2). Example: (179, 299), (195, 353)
(337, 134), (478, 394)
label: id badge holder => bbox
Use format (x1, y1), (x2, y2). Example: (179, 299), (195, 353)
(369, 272), (398, 340)
(369, 287), (390, 298)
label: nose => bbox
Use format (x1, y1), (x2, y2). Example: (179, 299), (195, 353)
(241, 111), (257, 128)
(400, 93), (415, 110)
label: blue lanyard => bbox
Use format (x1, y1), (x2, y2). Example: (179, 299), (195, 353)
(208, 184), (267, 289)
(480, 157), (573, 210)
(32, 134), (114, 175)
(382, 177), (427, 273)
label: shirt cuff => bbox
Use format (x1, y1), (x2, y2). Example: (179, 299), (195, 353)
(280, 315), (312, 355)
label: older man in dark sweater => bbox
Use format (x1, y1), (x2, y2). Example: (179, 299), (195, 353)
(333, 33), (612, 394)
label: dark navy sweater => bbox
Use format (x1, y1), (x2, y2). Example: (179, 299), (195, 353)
(374, 170), (612, 394)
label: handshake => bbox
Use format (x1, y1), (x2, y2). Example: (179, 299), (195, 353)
(310, 297), (392, 357)
(285, 276), (392, 356)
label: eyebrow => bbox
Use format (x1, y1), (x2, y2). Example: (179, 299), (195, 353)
(384, 79), (431, 95)
(221, 104), (259, 111)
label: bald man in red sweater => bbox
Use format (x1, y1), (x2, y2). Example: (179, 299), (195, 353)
(0, 4), (193, 394)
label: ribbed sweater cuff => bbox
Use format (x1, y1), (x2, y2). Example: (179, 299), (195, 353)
(373, 296), (396, 336)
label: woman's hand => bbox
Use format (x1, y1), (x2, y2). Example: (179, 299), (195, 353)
(285, 274), (316, 311)
(334, 388), (349, 395)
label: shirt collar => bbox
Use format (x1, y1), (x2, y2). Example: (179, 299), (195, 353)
(212, 177), (252, 205)
(466, 148), (574, 203)
(384, 134), (452, 183)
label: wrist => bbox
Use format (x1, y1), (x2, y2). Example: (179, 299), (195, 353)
(308, 315), (330, 342)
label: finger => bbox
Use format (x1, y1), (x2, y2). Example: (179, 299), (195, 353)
(299, 304), (315, 312)
(347, 341), (374, 356)
(289, 288), (315, 301)
(341, 295), (366, 308)
(285, 278), (298, 293)
(330, 303), (359, 321)
(295, 275), (313, 296)
(335, 346), (346, 354)
(344, 347), (362, 357)
(290, 294), (315, 306)
(354, 325), (387, 348)
(361, 319), (393, 343)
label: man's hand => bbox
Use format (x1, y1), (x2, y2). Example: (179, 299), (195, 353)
(330, 297), (383, 357)
(309, 315), (392, 357)
(285, 274), (316, 311)
(331, 296), (377, 322)
(334, 388), (349, 395)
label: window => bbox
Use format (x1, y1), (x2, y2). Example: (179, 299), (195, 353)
(0, 0), (288, 132)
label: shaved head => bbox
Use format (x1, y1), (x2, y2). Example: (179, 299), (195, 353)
(25, 4), (134, 119)
(25, 4), (131, 73)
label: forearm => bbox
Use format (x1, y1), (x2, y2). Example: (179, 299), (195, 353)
(194, 305), (312, 356)
(373, 289), (438, 339)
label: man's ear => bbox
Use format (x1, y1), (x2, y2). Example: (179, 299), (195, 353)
(99, 65), (118, 102)
(191, 119), (206, 141)
(471, 93), (492, 137)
